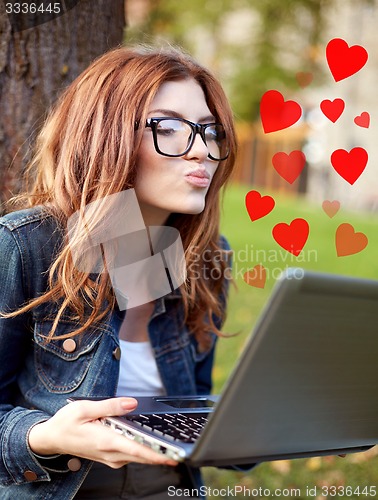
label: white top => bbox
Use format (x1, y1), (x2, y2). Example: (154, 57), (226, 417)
(116, 339), (165, 397)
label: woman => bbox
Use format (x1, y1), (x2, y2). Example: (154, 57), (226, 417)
(0, 45), (236, 499)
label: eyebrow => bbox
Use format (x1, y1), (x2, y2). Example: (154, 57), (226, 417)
(148, 108), (216, 123)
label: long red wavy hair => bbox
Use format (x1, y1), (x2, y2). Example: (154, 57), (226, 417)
(5, 45), (237, 350)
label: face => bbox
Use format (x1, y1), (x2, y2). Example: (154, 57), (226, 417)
(134, 78), (220, 226)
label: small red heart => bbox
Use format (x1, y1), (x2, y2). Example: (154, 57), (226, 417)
(322, 200), (340, 218)
(330, 147), (368, 185)
(272, 218), (310, 257)
(243, 265), (266, 289)
(260, 90), (302, 133)
(296, 72), (313, 88)
(326, 38), (368, 82)
(245, 190), (275, 221)
(354, 112), (370, 128)
(335, 223), (368, 257)
(320, 98), (345, 122)
(272, 151), (306, 184)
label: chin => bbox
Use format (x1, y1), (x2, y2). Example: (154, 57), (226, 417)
(182, 194), (207, 215)
(182, 202), (206, 215)
(167, 196), (207, 217)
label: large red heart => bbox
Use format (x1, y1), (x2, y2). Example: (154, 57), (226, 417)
(272, 218), (310, 256)
(272, 151), (306, 184)
(320, 98), (345, 122)
(245, 190), (275, 221)
(326, 38), (368, 82)
(260, 90), (302, 133)
(330, 147), (368, 185)
(335, 223), (368, 257)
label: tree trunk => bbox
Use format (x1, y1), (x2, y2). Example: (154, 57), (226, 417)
(0, 0), (126, 212)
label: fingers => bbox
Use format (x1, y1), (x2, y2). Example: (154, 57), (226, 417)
(104, 428), (177, 465)
(104, 457), (172, 469)
(127, 441), (177, 466)
(37, 398), (178, 468)
(72, 397), (138, 421)
(101, 431), (177, 466)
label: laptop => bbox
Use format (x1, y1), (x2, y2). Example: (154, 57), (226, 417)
(70, 268), (378, 466)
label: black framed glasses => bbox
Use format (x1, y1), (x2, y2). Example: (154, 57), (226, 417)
(145, 117), (230, 161)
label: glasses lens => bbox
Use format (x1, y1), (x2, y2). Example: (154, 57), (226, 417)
(151, 118), (229, 160)
(204, 124), (229, 161)
(155, 119), (193, 156)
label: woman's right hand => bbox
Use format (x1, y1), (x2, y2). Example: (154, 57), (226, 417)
(28, 397), (178, 468)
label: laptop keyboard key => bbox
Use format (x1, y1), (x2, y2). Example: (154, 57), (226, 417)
(126, 413), (209, 444)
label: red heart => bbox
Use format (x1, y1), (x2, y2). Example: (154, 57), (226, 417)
(243, 265), (266, 289)
(296, 72), (313, 88)
(260, 90), (302, 133)
(320, 98), (345, 122)
(335, 223), (368, 257)
(272, 151), (306, 184)
(326, 38), (368, 82)
(354, 112), (370, 128)
(322, 200), (340, 218)
(330, 147), (368, 185)
(245, 190), (275, 221)
(272, 218), (310, 256)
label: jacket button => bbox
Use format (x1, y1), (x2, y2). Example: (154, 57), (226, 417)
(63, 339), (77, 353)
(112, 346), (121, 361)
(24, 470), (38, 481)
(67, 458), (82, 472)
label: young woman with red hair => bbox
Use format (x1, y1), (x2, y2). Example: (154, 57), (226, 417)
(0, 45), (236, 499)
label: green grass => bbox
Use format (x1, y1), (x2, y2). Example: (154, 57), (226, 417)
(203, 183), (378, 497)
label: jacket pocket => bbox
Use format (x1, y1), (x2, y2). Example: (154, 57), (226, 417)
(34, 320), (103, 393)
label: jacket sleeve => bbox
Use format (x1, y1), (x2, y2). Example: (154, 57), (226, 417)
(0, 225), (52, 486)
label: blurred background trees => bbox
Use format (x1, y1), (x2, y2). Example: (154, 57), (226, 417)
(0, 0), (125, 213)
(127, 0), (335, 120)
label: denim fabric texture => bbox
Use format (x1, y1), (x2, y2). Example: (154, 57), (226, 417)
(0, 206), (230, 499)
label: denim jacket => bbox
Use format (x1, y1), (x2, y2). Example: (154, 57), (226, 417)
(0, 206), (229, 499)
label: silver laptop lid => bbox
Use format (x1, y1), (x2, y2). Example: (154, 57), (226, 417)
(191, 268), (378, 465)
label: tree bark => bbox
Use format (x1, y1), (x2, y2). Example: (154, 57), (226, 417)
(0, 0), (126, 212)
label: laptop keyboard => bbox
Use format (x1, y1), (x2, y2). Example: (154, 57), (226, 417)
(127, 413), (209, 443)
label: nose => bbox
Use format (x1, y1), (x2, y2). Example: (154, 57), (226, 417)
(183, 131), (209, 163)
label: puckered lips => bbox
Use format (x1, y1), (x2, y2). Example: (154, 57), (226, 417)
(185, 168), (210, 188)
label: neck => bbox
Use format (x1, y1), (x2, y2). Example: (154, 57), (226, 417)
(139, 203), (170, 227)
